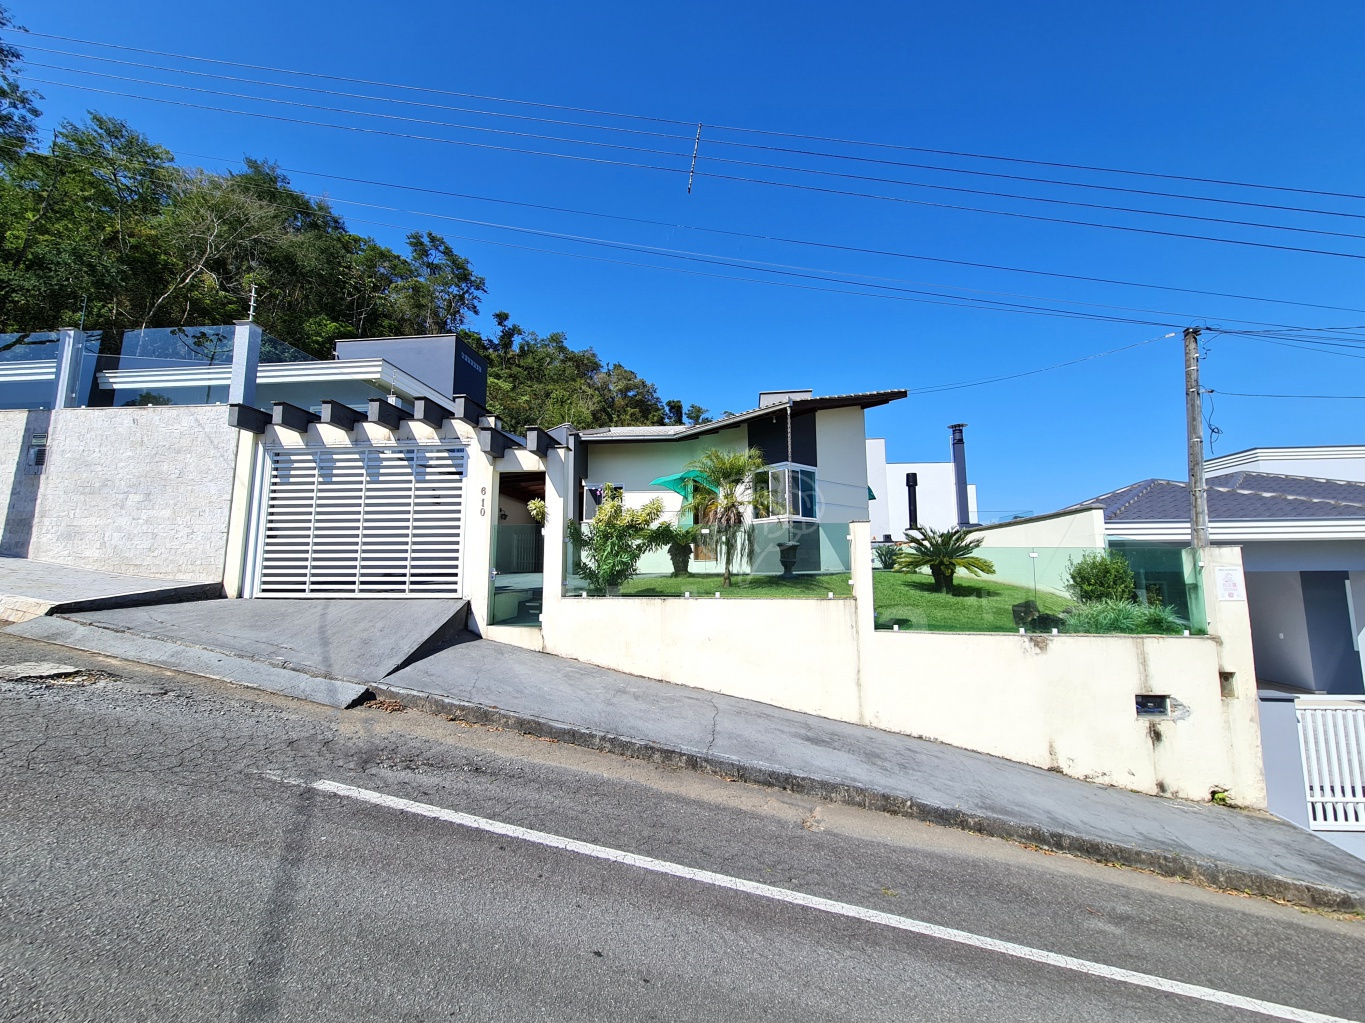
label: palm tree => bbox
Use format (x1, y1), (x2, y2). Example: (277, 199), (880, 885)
(894, 525), (996, 594)
(683, 446), (768, 587)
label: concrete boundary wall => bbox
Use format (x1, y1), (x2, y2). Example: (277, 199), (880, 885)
(536, 513), (1268, 806)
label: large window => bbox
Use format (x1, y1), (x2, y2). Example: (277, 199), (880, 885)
(753, 464), (817, 520)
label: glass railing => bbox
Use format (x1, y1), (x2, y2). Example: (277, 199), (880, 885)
(873, 543), (1206, 635)
(563, 517), (855, 598)
(0, 332), (62, 409)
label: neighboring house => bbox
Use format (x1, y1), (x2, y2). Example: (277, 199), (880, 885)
(865, 429), (979, 540)
(579, 388), (906, 576)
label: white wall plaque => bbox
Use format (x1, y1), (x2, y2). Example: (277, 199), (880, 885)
(1215, 566), (1245, 601)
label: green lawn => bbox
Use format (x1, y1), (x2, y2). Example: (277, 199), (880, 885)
(872, 569), (1070, 632)
(617, 572), (853, 599)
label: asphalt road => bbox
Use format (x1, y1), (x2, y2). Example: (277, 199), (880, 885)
(1, 630), (1362, 1023)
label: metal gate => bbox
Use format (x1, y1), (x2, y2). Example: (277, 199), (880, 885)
(255, 443), (466, 596)
(1297, 699), (1365, 830)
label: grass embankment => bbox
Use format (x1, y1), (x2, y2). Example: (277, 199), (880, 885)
(619, 573), (853, 598)
(872, 569), (1068, 632)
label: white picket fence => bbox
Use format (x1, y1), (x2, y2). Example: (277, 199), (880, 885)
(1297, 698), (1365, 831)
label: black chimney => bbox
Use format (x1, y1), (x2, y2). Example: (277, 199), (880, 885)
(949, 423), (971, 527)
(905, 472), (919, 531)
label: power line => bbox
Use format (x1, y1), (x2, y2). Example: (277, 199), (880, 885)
(20, 27), (1365, 204)
(21, 43), (1365, 226)
(1210, 390), (1365, 399)
(907, 334), (1177, 393)
(25, 63), (1365, 246)
(28, 75), (1365, 264)
(18, 138), (1344, 331)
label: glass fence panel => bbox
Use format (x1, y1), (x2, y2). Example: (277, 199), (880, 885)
(873, 544), (1206, 635)
(563, 515), (854, 598)
(490, 523), (544, 626)
(0, 333), (62, 409)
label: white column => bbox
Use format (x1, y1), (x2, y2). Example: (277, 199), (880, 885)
(229, 320), (262, 407)
(1348, 571), (1365, 686)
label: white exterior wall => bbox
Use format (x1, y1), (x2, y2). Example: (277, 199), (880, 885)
(813, 407), (869, 522)
(23, 406), (239, 582)
(865, 439), (977, 537)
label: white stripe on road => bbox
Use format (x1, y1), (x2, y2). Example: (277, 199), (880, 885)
(311, 778), (1358, 1023)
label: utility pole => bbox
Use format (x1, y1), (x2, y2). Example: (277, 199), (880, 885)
(1185, 326), (1210, 549)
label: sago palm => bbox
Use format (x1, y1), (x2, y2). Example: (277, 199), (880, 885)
(894, 525), (995, 594)
(683, 446), (768, 587)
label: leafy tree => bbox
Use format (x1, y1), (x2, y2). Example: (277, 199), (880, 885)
(665, 398), (683, 425)
(894, 526), (995, 594)
(685, 403), (712, 425)
(1064, 550), (1136, 603)
(0, 6), (39, 158)
(683, 446), (767, 587)
(566, 484), (670, 592)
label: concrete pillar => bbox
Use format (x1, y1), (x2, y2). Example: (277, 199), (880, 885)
(229, 320), (262, 408)
(455, 418), (495, 635)
(1199, 545), (1269, 808)
(52, 327), (88, 410)
(849, 519), (875, 726)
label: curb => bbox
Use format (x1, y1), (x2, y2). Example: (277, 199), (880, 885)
(370, 682), (1365, 915)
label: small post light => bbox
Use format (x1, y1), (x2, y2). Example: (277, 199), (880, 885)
(684, 591), (690, 599)
(893, 624), (900, 632)
(715, 592), (721, 599)
(827, 591), (834, 599)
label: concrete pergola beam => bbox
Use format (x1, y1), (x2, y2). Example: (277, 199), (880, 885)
(271, 401), (320, 433)
(319, 400), (366, 430)
(413, 396), (453, 428)
(451, 395), (486, 425)
(523, 426), (553, 455)
(479, 427), (509, 458)
(366, 397), (412, 431)
(228, 404), (271, 435)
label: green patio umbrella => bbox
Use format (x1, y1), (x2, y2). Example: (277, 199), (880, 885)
(649, 469), (717, 496)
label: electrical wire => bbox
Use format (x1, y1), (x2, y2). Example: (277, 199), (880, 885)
(25, 63), (1365, 245)
(906, 334), (1177, 393)
(1210, 390), (1365, 399)
(20, 42), (1365, 225)
(28, 76), (1365, 264)
(18, 140), (1348, 332)
(20, 27), (1365, 204)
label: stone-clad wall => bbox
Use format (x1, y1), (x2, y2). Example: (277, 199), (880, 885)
(18, 406), (240, 582)
(0, 408), (50, 558)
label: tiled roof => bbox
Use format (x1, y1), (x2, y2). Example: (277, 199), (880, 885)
(1067, 472), (1365, 522)
(578, 425), (689, 439)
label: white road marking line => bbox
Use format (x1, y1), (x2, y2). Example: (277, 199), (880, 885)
(311, 778), (1358, 1023)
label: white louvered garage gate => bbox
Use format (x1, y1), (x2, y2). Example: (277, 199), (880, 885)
(255, 443), (466, 596)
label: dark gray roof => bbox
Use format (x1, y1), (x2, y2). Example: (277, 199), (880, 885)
(580, 389), (907, 443)
(1067, 472), (1365, 522)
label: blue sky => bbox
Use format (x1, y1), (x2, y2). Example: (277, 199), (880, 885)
(11, 1), (1365, 515)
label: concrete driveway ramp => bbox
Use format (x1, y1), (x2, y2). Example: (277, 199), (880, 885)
(61, 598), (471, 683)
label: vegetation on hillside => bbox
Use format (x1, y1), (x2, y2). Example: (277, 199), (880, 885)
(0, 10), (690, 433)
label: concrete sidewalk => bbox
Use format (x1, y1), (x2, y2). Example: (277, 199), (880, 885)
(376, 638), (1365, 913)
(0, 556), (220, 623)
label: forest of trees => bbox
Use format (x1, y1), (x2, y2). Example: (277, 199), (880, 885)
(0, 11), (711, 432)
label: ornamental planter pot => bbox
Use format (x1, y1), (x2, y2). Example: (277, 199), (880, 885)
(776, 541), (801, 579)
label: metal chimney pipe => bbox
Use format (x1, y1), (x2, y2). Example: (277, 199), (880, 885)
(949, 423), (970, 527)
(905, 472), (919, 531)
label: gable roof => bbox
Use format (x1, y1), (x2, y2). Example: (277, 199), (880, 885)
(579, 389), (907, 444)
(1067, 471), (1365, 522)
